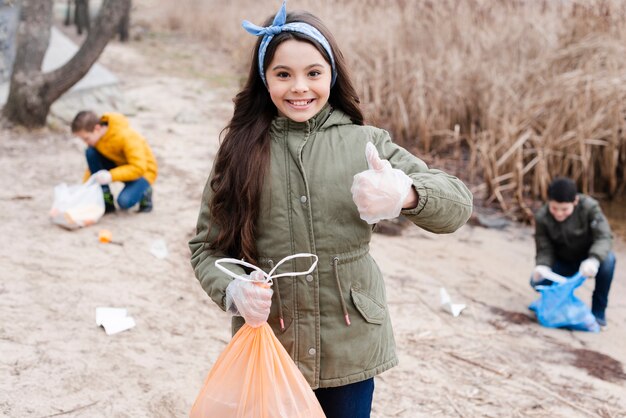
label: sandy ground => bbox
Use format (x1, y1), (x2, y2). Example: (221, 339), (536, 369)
(1, 29), (625, 418)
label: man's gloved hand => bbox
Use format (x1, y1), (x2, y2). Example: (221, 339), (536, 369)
(95, 170), (112, 185)
(532, 265), (552, 281)
(225, 271), (273, 328)
(351, 142), (413, 224)
(580, 257), (600, 278)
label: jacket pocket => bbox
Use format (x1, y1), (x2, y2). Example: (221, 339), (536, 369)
(231, 315), (245, 337)
(350, 287), (386, 324)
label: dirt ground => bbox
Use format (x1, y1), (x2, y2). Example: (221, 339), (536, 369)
(1, 25), (625, 418)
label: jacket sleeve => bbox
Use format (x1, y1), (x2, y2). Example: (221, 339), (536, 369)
(534, 212), (555, 266)
(374, 131), (473, 233)
(587, 201), (613, 262)
(188, 174), (245, 311)
(109, 130), (148, 183)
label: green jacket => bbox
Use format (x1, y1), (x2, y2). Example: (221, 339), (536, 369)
(534, 194), (613, 266)
(189, 106), (473, 389)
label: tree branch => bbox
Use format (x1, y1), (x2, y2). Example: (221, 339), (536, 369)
(43, 0), (131, 103)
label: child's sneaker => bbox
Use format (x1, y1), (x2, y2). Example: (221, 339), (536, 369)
(138, 187), (153, 213)
(103, 190), (116, 214)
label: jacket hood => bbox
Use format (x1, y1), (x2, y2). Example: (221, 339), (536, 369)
(100, 112), (130, 128)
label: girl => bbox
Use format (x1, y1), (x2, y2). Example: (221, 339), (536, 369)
(189, 1), (473, 417)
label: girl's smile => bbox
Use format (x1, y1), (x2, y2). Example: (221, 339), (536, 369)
(287, 99), (315, 107)
(266, 39), (332, 122)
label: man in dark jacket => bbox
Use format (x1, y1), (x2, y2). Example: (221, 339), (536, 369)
(531, 177), (616, 326)
(531, 177), (615, 326)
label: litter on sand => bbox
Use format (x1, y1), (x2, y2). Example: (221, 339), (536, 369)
(150, 239), (168, 259)
(440, 287), (466, 317)
(96, 307), (136, 335)
(50, 176), (105, 230)
(98, 229), (123, 246)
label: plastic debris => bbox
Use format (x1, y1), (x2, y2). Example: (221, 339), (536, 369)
(440, 287), (466, 317)
(98, 229), (123, 246)
(150, 239), (168, 259)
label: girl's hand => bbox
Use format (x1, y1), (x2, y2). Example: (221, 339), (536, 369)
(225, 272), (273, 328)
(351, 142), (414, 224)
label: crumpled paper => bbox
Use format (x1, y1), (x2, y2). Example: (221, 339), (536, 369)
(96, 307), (136, 335)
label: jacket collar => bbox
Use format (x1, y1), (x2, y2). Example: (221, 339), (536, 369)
(270, 103), (335, 136)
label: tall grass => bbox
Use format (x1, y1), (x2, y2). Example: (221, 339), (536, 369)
(148, 0), (626, 220)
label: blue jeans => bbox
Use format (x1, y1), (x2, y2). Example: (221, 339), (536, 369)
(85, 147), (151, 209)
(531, 252), (616, 315)
(314, 378), (374, 418)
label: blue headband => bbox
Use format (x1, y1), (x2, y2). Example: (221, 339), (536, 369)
(242, 0), (337, 88)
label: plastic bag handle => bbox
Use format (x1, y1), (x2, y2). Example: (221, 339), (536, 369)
(85, 174), (99, 187)
(267, 253), (318, 279)
(535, 272), (584, 290)
(541, 270), (570, 284)
(214, 253), (318, 286)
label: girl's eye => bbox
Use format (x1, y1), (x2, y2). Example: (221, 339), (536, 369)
(309, 70), (321, 77)
(276, 72), (290, 78)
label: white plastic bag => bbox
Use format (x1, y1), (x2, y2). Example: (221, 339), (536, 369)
(49, 176), (105, 229)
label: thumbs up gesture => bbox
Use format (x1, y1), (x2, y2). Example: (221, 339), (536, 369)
(351, 142), (414, 224)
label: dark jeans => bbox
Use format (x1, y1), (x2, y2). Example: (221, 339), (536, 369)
(85, 147), (150, 209)
(531, 252), (616, 315)
(314, 378), (374, 418)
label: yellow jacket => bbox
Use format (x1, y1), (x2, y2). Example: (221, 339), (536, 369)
(83, 113), (158, 184)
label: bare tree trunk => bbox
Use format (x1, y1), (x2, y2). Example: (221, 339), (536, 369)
(118, 0), (130, 42)
(74, 0), (89, 35)
(2, 0), (53, 127)
(64, 0), (71, 26)
(2, 0), (131, 128)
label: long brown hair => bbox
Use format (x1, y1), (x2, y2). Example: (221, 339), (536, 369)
(209, 10), (364, 263)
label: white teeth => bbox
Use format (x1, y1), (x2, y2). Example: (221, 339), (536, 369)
(289, 100), (312, 106)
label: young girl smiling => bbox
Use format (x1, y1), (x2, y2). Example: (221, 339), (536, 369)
(189, 2), (473, 416)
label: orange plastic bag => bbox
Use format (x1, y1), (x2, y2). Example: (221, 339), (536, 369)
(190, 254), (325, 418)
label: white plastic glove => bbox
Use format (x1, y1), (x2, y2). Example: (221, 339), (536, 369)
(95, 169), (112, 185)
(532, 265), (552, 281)
(351, 142), (413, 224)
(580, 257), (600, 278)
(224, 271), (273, 328)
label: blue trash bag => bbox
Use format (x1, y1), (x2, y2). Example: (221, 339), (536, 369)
(528, 272), (600, 332)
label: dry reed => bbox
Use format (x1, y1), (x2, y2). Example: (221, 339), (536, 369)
(148, 0), (626, 220)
